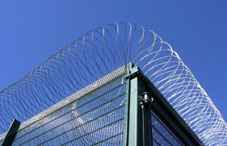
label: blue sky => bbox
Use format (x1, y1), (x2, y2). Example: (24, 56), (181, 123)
(0, 0), (226, 121)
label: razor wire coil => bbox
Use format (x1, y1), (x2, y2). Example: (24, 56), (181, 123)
(0, 22), (226, 145)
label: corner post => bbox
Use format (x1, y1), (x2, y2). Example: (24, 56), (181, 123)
(124, 63), (147, 146)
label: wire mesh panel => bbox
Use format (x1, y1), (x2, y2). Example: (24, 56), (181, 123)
(9, 69), (126, 146)
(151, 111), (184, 146)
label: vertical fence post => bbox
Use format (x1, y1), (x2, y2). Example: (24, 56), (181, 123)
(123, 64), (132, 146)
(123, 63), (148, 146)
(1, 119), (20, 146)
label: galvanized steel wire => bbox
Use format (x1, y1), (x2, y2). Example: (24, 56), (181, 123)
(0, 22), (226, 145)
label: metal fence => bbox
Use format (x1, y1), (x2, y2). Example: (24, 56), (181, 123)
(0, 23), (226, 146)
(0, 65), (205, 146)
(1, 67), (126, 146)
(151, 111), (184, 146)
(124, 64), (204, 146)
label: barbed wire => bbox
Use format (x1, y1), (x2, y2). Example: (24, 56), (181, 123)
(0, 22), (226, 145)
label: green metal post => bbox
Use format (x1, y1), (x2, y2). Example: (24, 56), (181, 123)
(123, 63), (145, 146)
(123, 64), (131, 146)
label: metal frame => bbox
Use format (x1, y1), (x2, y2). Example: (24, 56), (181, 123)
(124, 63), (204, 146)
(1, 119), (20, 146)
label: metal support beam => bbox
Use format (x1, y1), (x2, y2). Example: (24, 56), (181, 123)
(1, 119), (20, 146)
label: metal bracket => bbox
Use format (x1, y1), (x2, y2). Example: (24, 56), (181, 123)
(139, 92), (153, 110)
(124, 63), (140, 80)
(124, 63), (150, 86)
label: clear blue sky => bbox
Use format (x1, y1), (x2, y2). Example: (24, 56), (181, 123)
(0, 0), (226, 121)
